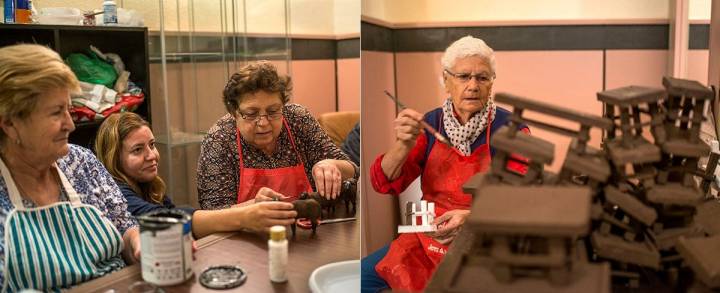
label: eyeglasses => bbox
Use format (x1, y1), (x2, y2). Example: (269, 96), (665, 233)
(444, 69), (494, 84)
(237, 110), (283, 123)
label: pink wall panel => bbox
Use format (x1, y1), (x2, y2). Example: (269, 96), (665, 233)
(290, 60), (337, 117)
(361, 51), (400, 256)
(395, 52), (446, 113)
(338, 58), (361, 112)
(494, 50), (605, 172)
(605, 50), (668, 89)
(688, 50), (710, 85)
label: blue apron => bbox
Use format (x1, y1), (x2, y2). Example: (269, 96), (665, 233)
(0, 157), (125, 291)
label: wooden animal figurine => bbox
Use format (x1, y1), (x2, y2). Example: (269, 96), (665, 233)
(291, 198), (321, 237)
(341, 178), (358, 215)
(300, 191), (338, 217)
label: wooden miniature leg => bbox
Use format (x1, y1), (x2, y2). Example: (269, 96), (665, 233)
(490, 236), (513, 283)
(549, 267), (570, 286)
(599, 222), (612, 235)
(492, 264), (512, 283)
(548, 238), (570, 285)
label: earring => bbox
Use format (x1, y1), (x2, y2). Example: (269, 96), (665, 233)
(14, 138), (19, 145)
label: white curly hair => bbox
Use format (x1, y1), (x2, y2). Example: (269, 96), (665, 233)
(440, 36), (496, 75)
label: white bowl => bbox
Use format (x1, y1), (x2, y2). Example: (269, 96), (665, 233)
(308, 260), (360, 293)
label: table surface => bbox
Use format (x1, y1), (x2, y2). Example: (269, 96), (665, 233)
(71, 218), (359, 292)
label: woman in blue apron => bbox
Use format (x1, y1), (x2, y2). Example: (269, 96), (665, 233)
(362, 36), (530, 292)
(0, 44), (141, 291)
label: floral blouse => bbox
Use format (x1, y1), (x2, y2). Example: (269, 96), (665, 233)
(0, 144), (138, 285)
(197, 103), (358, 209)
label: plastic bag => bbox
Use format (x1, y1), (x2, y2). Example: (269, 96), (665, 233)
(65, 51), (117, 89)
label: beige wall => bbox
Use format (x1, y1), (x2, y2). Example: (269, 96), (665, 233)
(361, 51), (399, 255)
(363, 0), (712, 23)
(31, 0), (359, 36)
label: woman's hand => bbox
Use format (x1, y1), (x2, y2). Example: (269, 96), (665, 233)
(425, 209), (470, 245)
(122, 226), (141, 264)
(312, 159), (342, 200)
(236, 201), (297, 233)
(254, 187), (290, 203)
(394, 109), (425, 148)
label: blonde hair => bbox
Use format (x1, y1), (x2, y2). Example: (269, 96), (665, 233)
(0, 44), (80, 143)
(96, 112), (166, 204)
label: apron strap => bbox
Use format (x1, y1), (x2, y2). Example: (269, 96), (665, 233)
(236, 116), (312, 199)
(0, 156), (25, 208)
(0, 156), (82, 208)
(282, 117), (308, 167)
(54, 163), (83, 206)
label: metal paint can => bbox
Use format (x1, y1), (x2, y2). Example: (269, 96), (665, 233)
(137, 209), (193, 286)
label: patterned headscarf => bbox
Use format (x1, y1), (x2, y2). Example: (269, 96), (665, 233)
(441, 97), (496, 155)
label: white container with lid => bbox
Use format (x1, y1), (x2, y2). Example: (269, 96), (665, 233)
(102, 0), (117, 25)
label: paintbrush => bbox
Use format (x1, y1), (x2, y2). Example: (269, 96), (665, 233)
(383, 91), (454, 148)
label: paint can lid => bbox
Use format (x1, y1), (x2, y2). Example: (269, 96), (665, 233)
(199, 265), (247, 289)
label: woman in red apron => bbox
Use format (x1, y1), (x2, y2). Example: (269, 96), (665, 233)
(197, 62), (358, 231)
(362, 36), (529, 292)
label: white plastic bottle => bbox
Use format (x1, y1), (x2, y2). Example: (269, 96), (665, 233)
(102, 0), (117, 25)
(268, 225), (288, 283)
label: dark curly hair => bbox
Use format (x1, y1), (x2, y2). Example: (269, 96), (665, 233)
(222, 61), (292, 114)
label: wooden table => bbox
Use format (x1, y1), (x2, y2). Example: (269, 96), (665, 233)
(72, 220), (359, 292)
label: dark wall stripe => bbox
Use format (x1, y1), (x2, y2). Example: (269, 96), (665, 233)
(361, 22), (394, 52)
(148, 34), (359, 62)
(337, 38), (360, 58)
(291, 39), (336, 60)
(690, 24), (709, 49)
(363, 22), (711, 52)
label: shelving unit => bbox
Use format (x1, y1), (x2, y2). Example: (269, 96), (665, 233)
(0, 23), (151, 149)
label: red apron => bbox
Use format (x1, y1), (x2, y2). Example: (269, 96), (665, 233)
(236, 118), (313, 204)
(375, 111), (493, 292)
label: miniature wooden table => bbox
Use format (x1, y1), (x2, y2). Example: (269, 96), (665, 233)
(467, 185), (592, 284)
(468, 185), (591, 236)
(428, 190), (609, 293)
(70, 220), (359, 292)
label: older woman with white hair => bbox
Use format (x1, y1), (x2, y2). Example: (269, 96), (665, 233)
(0, 44), (140, 291)
(361, 36), (530, 292)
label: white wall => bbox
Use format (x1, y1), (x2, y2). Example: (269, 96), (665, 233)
(362, 0), (712, 23)
(29, 0), (358, 36)
(334, 0), (361, 35)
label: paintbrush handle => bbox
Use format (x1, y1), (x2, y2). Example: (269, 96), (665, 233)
(384, 90), (453, 147)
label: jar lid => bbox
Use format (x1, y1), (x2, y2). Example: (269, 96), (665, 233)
(270, 225), (286, 241)
(199, 265), (247, 289)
